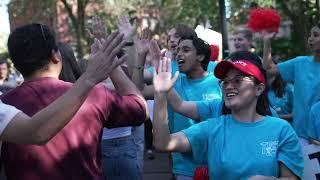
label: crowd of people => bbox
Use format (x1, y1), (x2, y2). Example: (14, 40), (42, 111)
(0, 13), (319, 180)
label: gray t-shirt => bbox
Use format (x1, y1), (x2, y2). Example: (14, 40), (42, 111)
(0, 101), (20, 149)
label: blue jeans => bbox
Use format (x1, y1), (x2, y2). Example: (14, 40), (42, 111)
(101, 135), (142, 180)
(132, 124), (144, 172)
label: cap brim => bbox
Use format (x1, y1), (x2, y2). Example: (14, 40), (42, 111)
(214, 61), (235, 79)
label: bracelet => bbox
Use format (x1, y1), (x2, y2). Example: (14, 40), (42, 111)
(124, 41), (134, 46)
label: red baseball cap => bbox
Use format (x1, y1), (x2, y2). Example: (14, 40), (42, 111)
(214, 59), (266, 84)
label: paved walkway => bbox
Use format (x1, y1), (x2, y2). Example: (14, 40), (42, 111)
(143, 151), (173, 180)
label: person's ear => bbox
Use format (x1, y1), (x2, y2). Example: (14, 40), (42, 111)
(196, 54), (205, 63)
(50, 50), (61, 64)
(255, 83), (265, 96)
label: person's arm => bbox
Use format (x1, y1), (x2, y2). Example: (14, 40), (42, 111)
(1, 32), (126, 145)
(116, 15), (137, 77)
(262, 31), (279, 78)
(167, 89), (200, 120)
(152, 57), (190, 152)
(154, 93), (190, 152)
(131, 36), (159, 99)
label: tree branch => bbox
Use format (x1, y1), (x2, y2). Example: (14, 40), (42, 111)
(61, 0), (78, 29)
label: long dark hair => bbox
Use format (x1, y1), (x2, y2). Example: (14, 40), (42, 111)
(221, 51), (272, 116)
(272, 74), (285, 98)
(58, 43), (83, 83)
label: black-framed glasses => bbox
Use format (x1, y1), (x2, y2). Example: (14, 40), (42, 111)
(219, 75), (255, 88)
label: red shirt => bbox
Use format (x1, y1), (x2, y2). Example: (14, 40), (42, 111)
(1, 77), (146, 180)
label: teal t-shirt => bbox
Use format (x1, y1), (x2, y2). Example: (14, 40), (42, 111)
(196, 99), (223, 121)
(147, 60), (217, 76)
(168, 70), (222, 176)
(182, 115), (304, 180)
(278, 56), (320, 138)
(308, 101), (320, 141)
(196, 98), (279, 119)
(268, 84), (294, 116)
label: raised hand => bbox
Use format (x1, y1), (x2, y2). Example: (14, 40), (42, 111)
(85, 31), (127, 84)
(148, 40), (161, 71)
(90, 15), (107, 40)
(261, 30), (277, 41)
(136, 28), (151, 56)
(117, 15), (136, 40)
(153, 57), (179, 94)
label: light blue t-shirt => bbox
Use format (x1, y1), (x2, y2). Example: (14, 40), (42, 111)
(278, 56), (320, 138)
(196, 98), (278, 118)
(268, 84), (294, 116)
(147, 60), (217, 76)
(182, 115), (304, 180)
(168, 69), (222, 176)
(308, 101), (320, 141)
(196, 99), (223, 121)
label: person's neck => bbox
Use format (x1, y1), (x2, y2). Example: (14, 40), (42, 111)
(24, 70), (59, 81)
(314, 54), (320, 62)
(231, 102), (262, 123)
(186, 69), (208, 80)
(0, 78), (5, 85)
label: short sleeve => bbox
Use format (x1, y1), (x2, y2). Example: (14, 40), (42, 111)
(182, 121), (209, 164)
(100, 86), (147, 128)
(0, 101), (21, 136)
(277, 124), (304, 178)
(277, 57), (299, 83)
(196, 100), (222, 121)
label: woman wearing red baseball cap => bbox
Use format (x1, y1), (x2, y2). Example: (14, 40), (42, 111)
(152, 51), (303, 179)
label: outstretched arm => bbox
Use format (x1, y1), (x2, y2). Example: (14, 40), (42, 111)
(167, 89), (200, 121)
(262, 31), (279, 78)
(152, 57), (190, 152)
(1, 32), (126, 145)
(131, 39), (161, 99)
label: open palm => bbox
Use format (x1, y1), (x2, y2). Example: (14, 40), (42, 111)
(153, 57), (179, 93)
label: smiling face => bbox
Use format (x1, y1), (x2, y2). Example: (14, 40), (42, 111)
(233, 33), (252, 52)
(221, 68), (264, 111)
(308, 25), (320, 54)
(176, 39), (203, 74)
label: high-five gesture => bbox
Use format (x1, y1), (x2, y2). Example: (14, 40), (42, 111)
(91, 15), (107, 40)
(117, 15), (136, 40)
(148, 40), (162, 71)
(153, 57), (179, 94)
(136, 28), (151, 56)
(86, 31), (127, 84)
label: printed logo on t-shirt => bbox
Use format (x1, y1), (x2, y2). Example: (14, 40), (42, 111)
(202, 94), (221, 101)
(260, 141), (278, 157)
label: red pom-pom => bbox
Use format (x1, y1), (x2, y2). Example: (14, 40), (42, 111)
(210, 45), (219, 62)
(247, 8), (281, 33)
(194, 166), (209, 180)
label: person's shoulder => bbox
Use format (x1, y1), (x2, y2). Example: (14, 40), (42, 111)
(265, 116), (292, 129)
(205, 115), (227, 125)
(280, 56), (309, 64)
